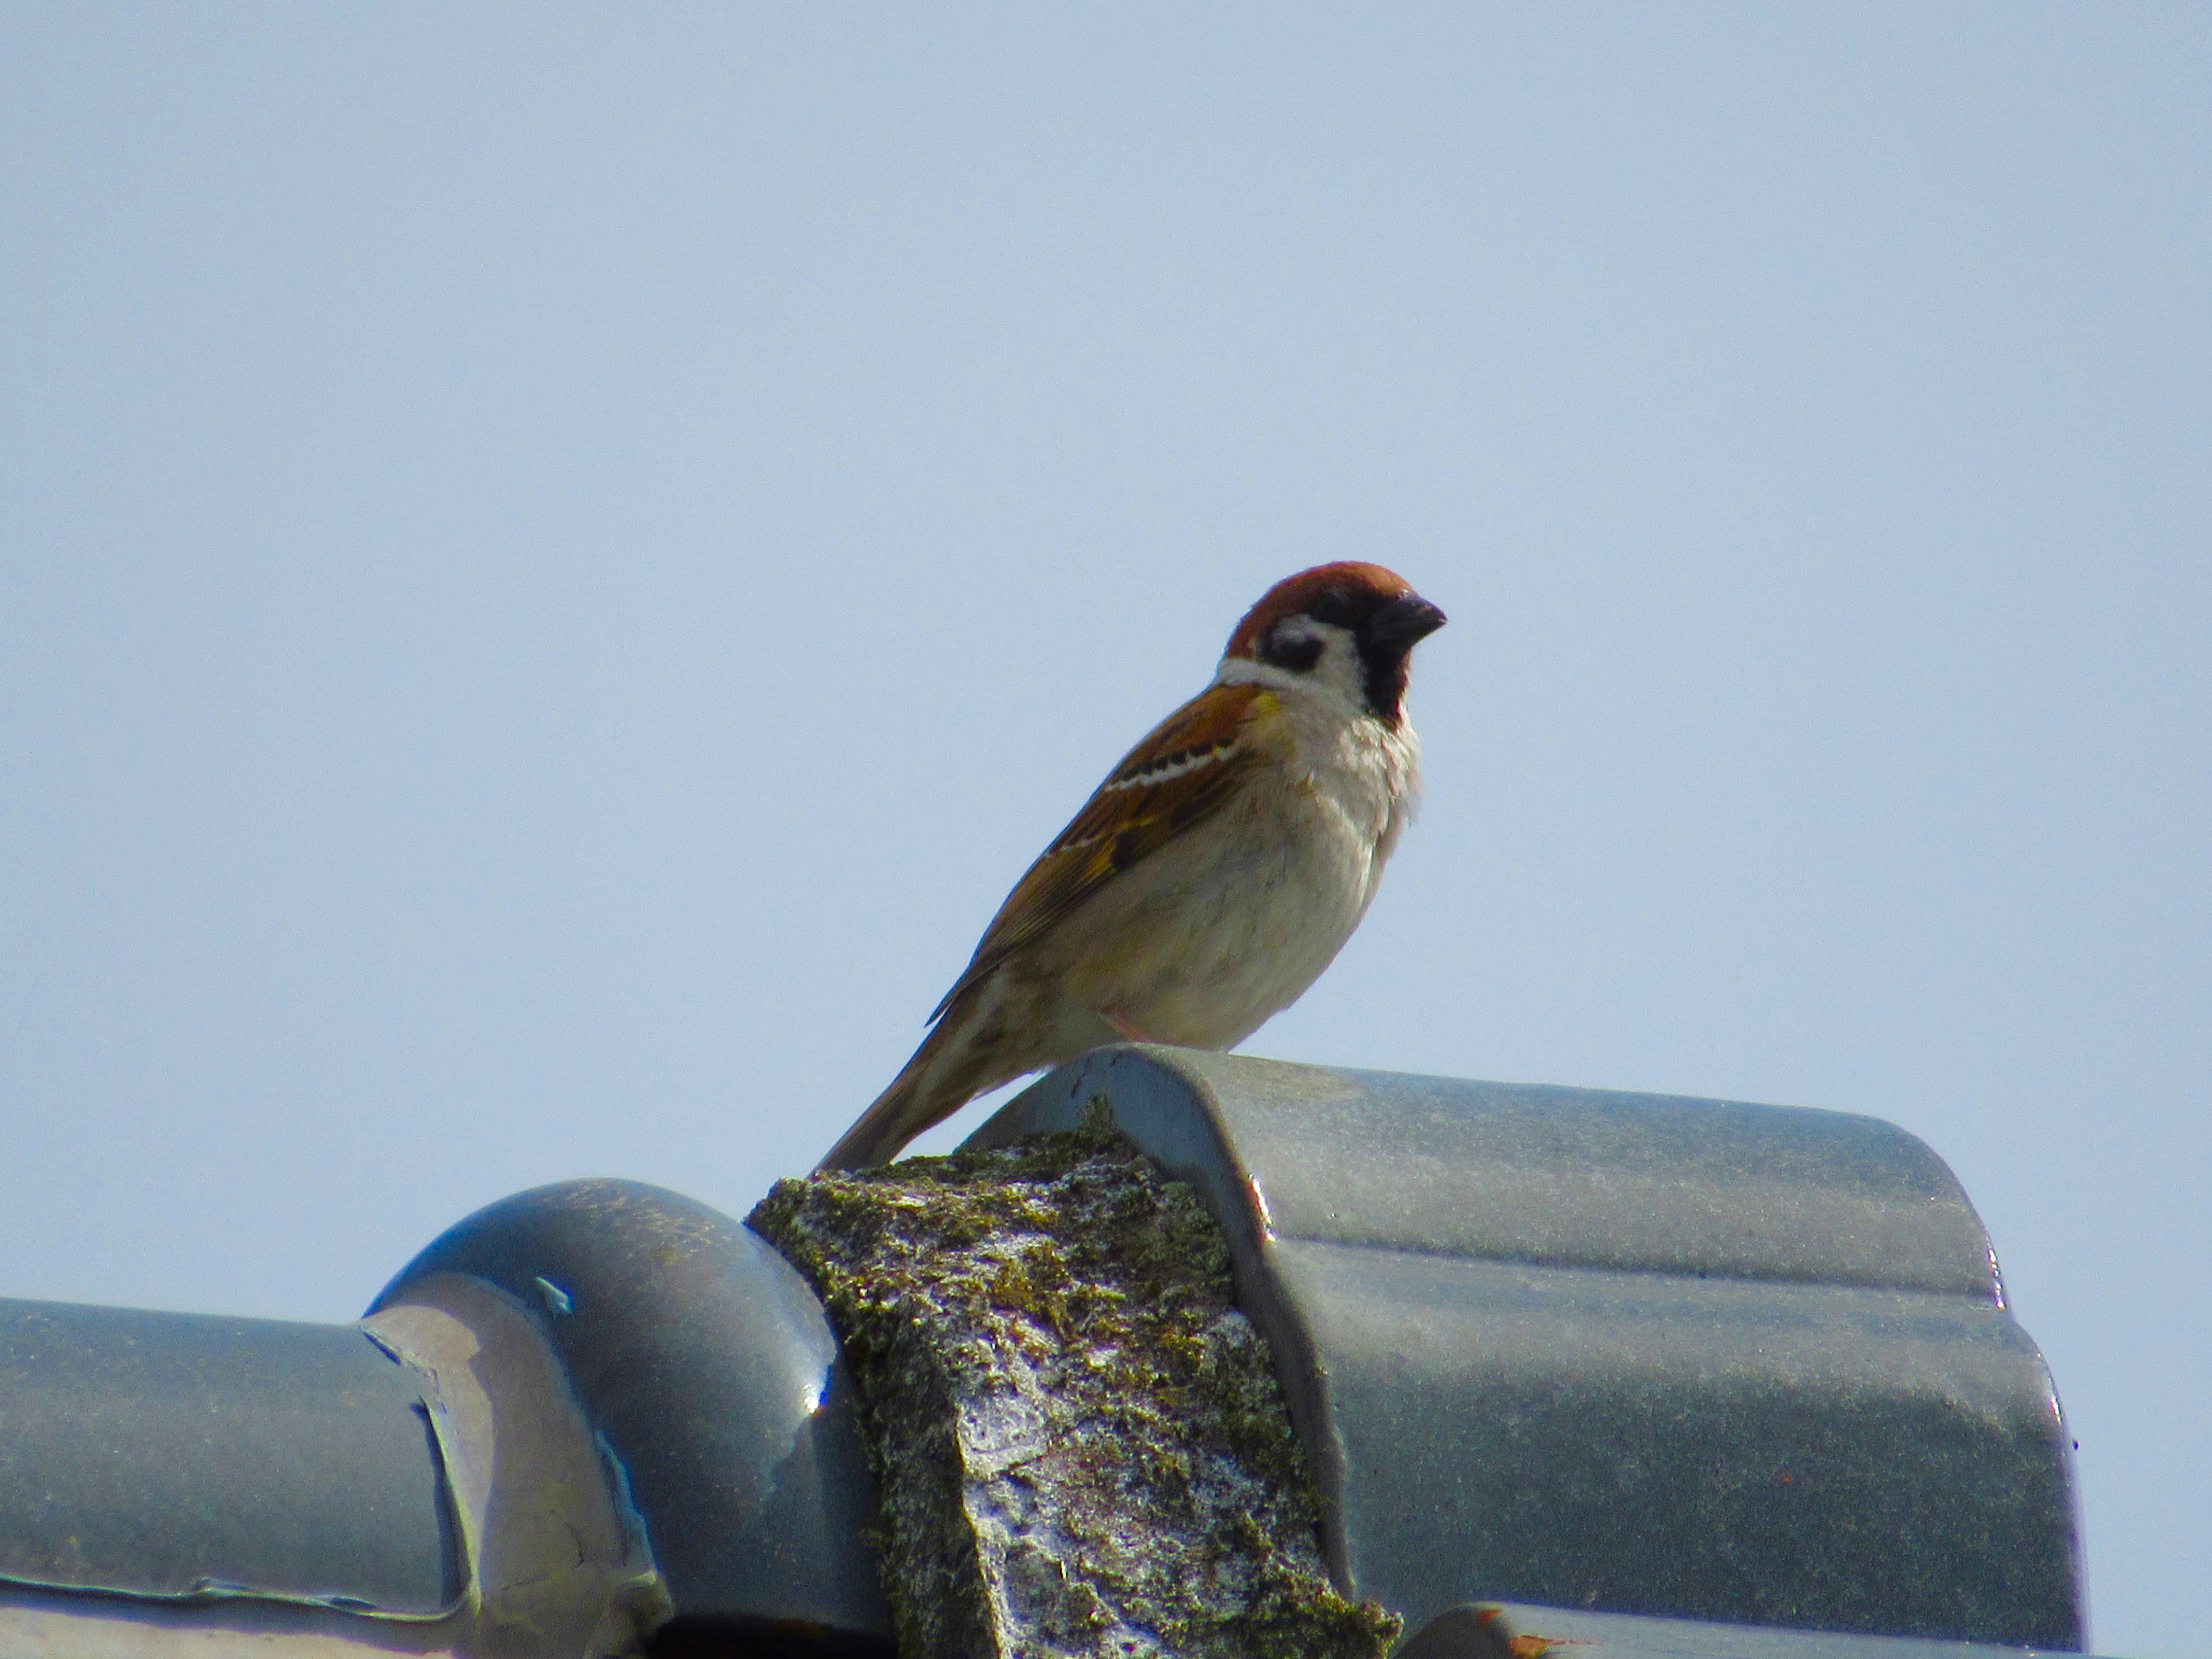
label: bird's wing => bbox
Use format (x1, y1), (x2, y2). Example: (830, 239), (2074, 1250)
(927, 679), (1280, 1024)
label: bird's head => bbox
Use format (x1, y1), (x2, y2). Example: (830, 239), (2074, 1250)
(1222, 562), (1446, 726)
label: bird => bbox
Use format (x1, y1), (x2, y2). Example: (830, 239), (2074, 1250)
(817, 562), (1445, 1170)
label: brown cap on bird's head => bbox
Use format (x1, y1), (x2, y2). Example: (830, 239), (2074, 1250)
(1224, 562), (1446, 725)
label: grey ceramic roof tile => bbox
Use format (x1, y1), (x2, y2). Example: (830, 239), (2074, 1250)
(972, 1045), (2084, 1652)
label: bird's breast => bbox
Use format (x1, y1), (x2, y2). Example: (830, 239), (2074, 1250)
(1052, 709), (1420, 1050)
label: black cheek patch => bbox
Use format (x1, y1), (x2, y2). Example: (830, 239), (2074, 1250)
(1261, 631), (1326, 673)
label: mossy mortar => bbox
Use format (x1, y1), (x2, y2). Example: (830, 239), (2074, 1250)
(748, 1104), (1399, 1659)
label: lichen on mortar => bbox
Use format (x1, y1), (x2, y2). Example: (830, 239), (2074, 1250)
(747, 1103), (1399, 1659)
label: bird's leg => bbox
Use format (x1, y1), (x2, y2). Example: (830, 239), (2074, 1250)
(1100, 1006), (1161, 1043)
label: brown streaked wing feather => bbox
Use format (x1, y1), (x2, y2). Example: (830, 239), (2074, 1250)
(926, 681), (1275, 1023)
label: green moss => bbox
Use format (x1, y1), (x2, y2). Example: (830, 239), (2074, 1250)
(749, 1104), (1399, 1659)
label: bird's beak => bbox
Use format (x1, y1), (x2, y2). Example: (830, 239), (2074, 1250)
(1365, 592), (1448, 652)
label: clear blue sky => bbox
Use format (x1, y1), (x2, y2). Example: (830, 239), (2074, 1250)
(2, 9), (2205, 1655)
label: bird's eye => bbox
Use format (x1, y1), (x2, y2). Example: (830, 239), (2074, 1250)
(1261, 627), (1326, 673)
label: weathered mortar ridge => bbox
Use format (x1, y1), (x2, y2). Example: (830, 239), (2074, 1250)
(748, 1102), (1399, 1659)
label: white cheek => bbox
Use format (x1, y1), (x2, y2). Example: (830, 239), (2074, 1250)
(1312, 637), (1369, 709)
(1214, 623), (1369, 715)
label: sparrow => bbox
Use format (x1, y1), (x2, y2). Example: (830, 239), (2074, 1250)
(817, 562), (1445, 1170)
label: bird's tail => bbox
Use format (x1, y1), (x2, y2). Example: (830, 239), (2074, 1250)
(815, 986), (1003, 1171)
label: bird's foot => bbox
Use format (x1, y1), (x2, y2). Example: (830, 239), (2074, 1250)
(1101, 1007), (1160, 1044)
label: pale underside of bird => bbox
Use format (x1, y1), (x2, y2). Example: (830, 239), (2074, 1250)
(816, 561), (1446, 1170)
